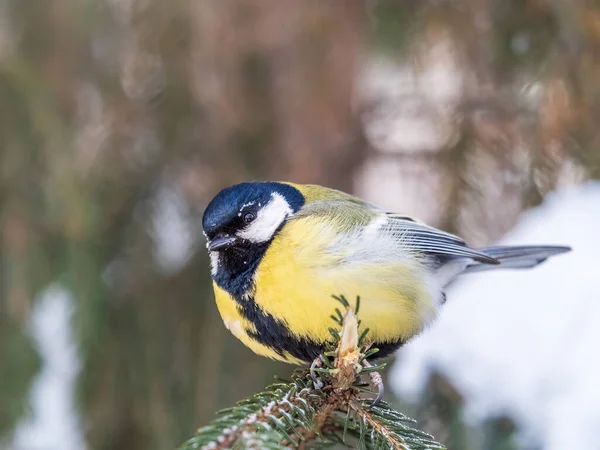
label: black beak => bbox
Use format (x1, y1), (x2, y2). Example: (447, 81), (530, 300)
(208, 234), (237, 251)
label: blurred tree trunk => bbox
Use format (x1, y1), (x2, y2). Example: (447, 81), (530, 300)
(190, 0), (366, 191)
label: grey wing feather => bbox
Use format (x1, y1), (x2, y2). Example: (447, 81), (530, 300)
(383, 214), (500, 264)
(464, 245), (571, 272)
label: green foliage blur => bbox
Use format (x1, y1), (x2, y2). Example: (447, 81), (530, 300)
(1, 1), (598, 449)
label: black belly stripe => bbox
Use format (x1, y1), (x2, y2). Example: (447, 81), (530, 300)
(212, 243), (324, 362)
(235, 292), (405, 362)
(236, 293), (323, 362)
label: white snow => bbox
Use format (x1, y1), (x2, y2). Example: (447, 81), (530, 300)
(151, 181), (196, 275)
(391, 182), (600, 450)
(11, 286), (86, 450)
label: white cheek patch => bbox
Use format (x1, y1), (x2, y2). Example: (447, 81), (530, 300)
(237, 192), (292, 243)
(209, 251), (220, 276)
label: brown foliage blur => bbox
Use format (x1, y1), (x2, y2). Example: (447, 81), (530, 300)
(1, 1), (598, 449)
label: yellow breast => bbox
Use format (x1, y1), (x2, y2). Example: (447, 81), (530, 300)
(213, 215), (433, 364)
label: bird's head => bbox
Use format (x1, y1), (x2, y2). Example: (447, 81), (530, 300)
(202, 182), (304, 279)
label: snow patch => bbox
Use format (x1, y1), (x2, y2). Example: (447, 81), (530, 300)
(12, 285), (86, 450)
(391, 182), (600, 450)
(151, 182), (196, 275)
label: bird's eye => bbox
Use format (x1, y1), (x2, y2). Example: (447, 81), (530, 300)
(242, 211), (256, 224)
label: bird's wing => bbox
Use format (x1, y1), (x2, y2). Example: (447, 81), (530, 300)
(382, 214), (499, 264)
(292, 192), (378, 232)
(292, 187), (498, 264)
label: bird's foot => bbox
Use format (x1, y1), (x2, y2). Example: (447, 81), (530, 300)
(363, 360), (384, 406)
(310, 355), (325, 390)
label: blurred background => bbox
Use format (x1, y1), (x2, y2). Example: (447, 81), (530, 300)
(1, 1), (599, 449)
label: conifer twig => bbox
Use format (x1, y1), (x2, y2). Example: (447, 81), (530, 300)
(180, 295), (445, 450)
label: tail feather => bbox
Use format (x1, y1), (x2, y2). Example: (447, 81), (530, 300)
(464, 245), (571, 273)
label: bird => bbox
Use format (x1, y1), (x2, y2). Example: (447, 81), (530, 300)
(202, 181), (571, 366)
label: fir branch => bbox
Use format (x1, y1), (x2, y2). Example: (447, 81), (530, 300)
(180, 296), (445, 450)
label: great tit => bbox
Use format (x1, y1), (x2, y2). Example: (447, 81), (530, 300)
(202, 182), (570, 364)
